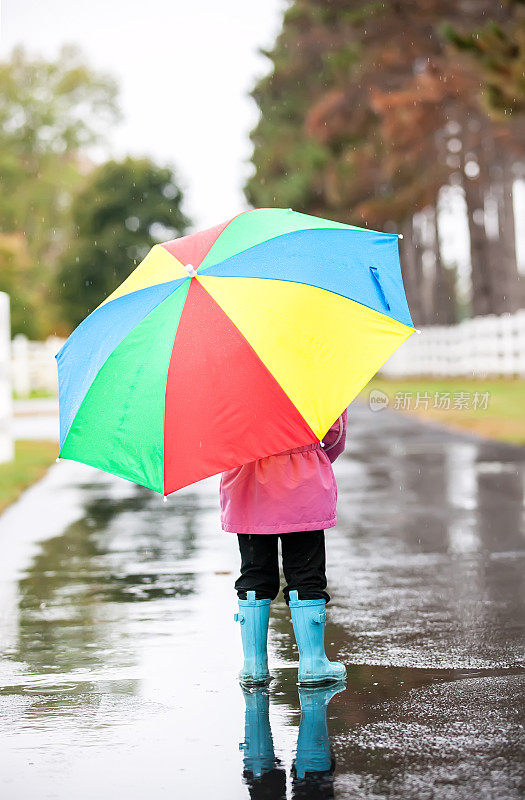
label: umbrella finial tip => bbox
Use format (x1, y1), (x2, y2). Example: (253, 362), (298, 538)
(185, 263), (198, 278)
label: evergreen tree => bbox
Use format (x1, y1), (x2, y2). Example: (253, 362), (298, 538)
(443, 0), (525, 118)
(58, 157), (189, 330)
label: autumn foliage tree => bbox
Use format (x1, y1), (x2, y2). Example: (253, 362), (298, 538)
(246, 0), (524, 323)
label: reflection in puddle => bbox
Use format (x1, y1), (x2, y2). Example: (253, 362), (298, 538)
(12, 481), (202, 679)
(240, 662), (525, 800)
(240, 682), (345, 799)
(0, 405), (524, 797)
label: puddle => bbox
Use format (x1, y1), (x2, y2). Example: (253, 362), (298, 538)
(0, 403), (523, 797)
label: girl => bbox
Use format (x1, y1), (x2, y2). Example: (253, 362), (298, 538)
(220, 408), (348, 686)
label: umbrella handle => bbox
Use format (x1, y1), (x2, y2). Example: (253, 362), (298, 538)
(369, 266), (390, 312)
(324, 415), (344, 452)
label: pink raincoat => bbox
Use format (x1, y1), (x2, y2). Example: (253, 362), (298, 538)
(219, 409), (348, 534)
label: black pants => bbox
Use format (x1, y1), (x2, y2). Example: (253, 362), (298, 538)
(235, 531), (330, 604)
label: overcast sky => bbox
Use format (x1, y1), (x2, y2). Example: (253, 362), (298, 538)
(1, 0), (523, 273)
(1, 0), (286, 229)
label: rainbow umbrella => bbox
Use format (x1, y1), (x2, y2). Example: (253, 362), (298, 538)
(56, 208), (415, 495)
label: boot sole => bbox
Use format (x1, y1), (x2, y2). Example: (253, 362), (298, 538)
(239, 675), (271, 687)
(297, 674), (347, 687)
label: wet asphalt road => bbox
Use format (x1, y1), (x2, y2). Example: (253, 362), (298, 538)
(0, 402), (524, 799)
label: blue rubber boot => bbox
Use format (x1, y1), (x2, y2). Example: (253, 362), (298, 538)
(239, 687), (277, 778)
(289, 590), (346, 686)
(234, 590), (271, 685)
(294, 682), (346, 779)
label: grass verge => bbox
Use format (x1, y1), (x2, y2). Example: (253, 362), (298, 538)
(361, 377), (525, 446)
(0, 440), (57, 514)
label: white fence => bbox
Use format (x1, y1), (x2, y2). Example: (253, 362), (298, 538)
(11, 335), (66, 398)
(9, 309), (525, 398)
(382, 309), (525, 378)
(0, 293), (14, 462)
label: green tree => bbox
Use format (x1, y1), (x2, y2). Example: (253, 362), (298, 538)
(443, 0), (525, 119)
(58, 157), (190, 329)
(0, 233), (39, 337)
(0, 45), (120, 335)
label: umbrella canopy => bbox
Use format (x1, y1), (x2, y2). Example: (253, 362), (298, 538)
(56, 208), (415, 495)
